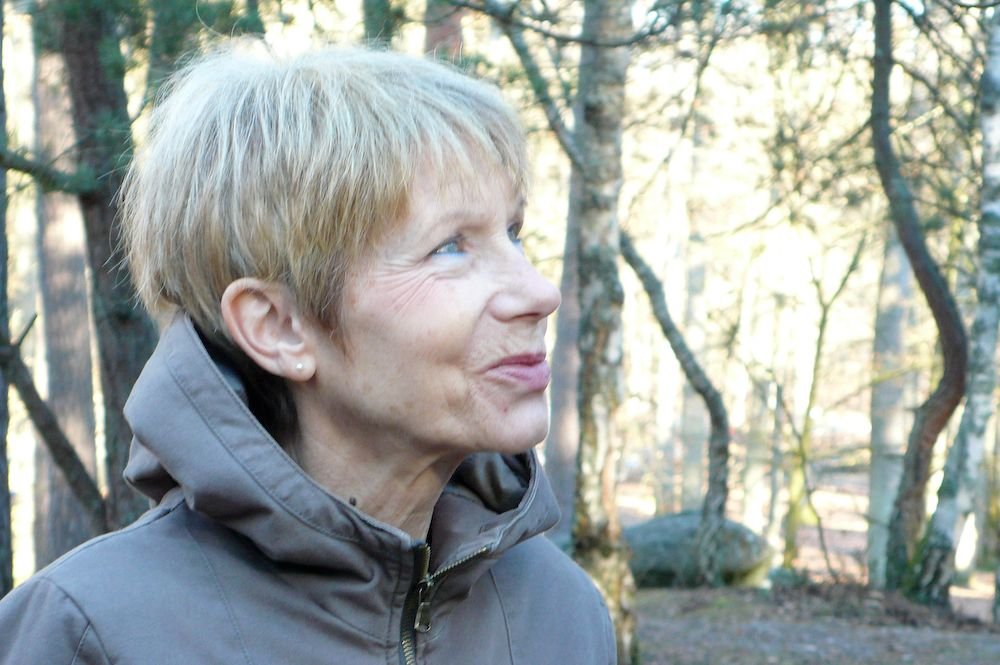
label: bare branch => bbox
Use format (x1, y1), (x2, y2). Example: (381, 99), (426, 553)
(0, 147), (96, 195)
(0, 320), (108, 534)
(621, 231), (731, 585)
(895, 60), (976, 135)
(450, 0), (671, 48)
(494, 15), (585, 171)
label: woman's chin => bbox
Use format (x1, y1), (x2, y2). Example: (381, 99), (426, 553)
(480, 417), (549, 456)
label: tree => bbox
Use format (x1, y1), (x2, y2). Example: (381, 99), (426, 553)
(0, 0), (13, 599)
(621, 233), (731, 586)
(31, 22), (97, 568)
(364, 0), (399, 47)
(0, 0), (266, 554)
(782, 236), (865, 570)
(424, 0), (464, 59)
(545, 166), (581, 549)
(912, 7), (1000, 607)
(868, 228), (913, 589)
(871, 0), (969, 592)
(568, 0), (637, 658)
(41, 0), (159, 527)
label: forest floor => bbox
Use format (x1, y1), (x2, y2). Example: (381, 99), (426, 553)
(620, 477), (1000, 664)
(635, 583), (1000, 664)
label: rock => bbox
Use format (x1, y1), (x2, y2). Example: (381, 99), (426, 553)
(624, 511), (771, 588)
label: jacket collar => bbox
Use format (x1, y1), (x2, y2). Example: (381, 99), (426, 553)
(123, 314), (560, 579)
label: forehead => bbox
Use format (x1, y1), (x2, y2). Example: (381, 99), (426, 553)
(418, 163), (519, 218)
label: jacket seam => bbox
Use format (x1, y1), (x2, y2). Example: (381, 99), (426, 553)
(40, 501), (180, 578)
(30, 576), (111, 665)
(488, 569), (516, 665)
(70, 625), (91, 665)
(185, 521), (255, 665)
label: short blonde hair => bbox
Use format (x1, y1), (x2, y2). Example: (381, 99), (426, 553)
(121, 40), (528, 339)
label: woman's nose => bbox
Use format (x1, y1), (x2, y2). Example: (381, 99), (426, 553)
(493, 251), (561, 321)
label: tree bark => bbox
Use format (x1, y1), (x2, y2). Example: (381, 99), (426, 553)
(679, 262), (707, 510)
(994, 565), (1000, 623)
(868, 228), (913, 589)
(544, 187), (581, 549)
(53, 0), (158, 527)
(621, 232), (731, 586)
(569, 0), (637, 660)
(0, 339), (107, 535)
(363, 0), (397, 47)
(146, 0), (200, 103)
(424, 0), (463, 59)
(32, 45), (97, 567)
(0, 0), (13, 599)
(912, 9), (1000, 607)
(871, 0), (969, 592)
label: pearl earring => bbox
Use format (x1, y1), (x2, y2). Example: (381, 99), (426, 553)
(295, 362), (304, 372)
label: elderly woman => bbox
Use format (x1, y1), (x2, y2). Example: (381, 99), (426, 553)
(0, 42), (615, 664)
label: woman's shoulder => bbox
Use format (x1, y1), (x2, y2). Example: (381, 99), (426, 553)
(0, 496), (266, 664)
(491, 535), (617, 664)
(496, 533), (603, 595)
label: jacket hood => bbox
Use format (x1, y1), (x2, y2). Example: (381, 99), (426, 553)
(123, 315), (560, 574)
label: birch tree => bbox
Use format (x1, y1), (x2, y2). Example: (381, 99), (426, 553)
(0, 0), (12, 599)
(868, 228), (913, 589)
(913, 8), (1000, 607)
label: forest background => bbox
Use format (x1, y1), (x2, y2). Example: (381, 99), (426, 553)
(2, 0), (1000, 663)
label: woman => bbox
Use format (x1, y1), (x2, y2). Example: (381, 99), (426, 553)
(0, 42), (615, 664)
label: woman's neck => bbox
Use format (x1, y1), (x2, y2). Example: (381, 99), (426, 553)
(287, 422), (461, 542)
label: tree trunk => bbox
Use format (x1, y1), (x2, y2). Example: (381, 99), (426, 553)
(0, 0), (13, 599)
(679, 254), (707, 509)
(32, 46), (97, 567)
(146, 0), (200, 103)
(743, 377), (770, 534)
(621, 233), (731, 586)
(363, 0), (397, 47)
(569, 0), (636, 660)
(54, 0), (158, 528)
(912, 9), (1000, 606)
(766, 381), (785, 547)
(994, 565), (1000, 623)
(868, 228), (913, 589)
(545, 180), (581, 549)
(782, 316), (822, 568)
(424, 0), (463, 59)
(871, 0), (969, 592)
(785, 238), (864, 571)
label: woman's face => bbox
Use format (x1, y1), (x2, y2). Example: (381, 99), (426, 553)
(304, 160), (561, 460)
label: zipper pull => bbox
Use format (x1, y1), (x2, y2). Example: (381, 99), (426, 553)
(414, 581), (433, 633)
(412, 544), (433, 633)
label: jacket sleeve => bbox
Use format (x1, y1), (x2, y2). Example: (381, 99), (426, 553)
(0, 576), (111, 665)
(599, 592), (617, 665)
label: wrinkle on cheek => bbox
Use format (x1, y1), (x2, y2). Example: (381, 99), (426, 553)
(372, 269), (440, 315)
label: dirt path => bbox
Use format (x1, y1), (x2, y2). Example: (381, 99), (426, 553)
(637, 587), (1000, 665)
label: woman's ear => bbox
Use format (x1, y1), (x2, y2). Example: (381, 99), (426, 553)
(220, 278), (314, 381)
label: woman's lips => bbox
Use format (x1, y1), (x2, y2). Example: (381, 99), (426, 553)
(488, 354), (551, 391)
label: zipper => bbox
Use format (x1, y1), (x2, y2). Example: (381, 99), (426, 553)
(398, 544), (490, 665)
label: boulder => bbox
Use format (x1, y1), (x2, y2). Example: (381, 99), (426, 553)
(624, 511), (771, 588)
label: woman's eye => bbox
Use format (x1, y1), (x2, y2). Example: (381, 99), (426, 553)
(432, 236), (463, 256)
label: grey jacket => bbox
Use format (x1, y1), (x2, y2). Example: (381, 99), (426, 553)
(0, 316), (615, 664)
